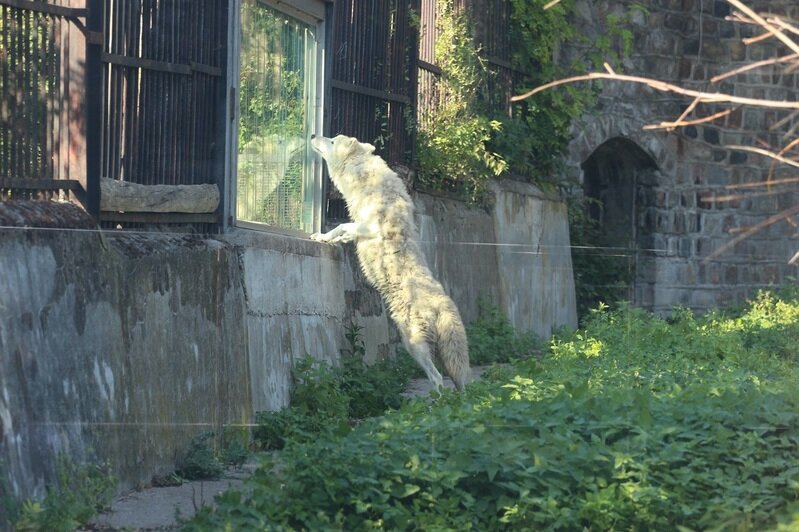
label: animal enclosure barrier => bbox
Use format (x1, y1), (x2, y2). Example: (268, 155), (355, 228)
(416, 0), (519, 130)
(236, 0), (319, 233)
(324, 0), (420, 223)
(0, 0), (102, 214)
(100, 0), (227, 229)
(1, 0), (525, 232)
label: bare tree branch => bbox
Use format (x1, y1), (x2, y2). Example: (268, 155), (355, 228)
(710, 53), (799, 83)
(726, 0), (799, 54)
(643, 108), (736, 131)
(728, 145), (799, 170)
(511, 72), (799, 109)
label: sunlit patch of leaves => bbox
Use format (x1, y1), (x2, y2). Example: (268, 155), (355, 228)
(187, 287), (799, 531)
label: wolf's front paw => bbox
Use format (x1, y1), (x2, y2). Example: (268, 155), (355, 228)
(310, 232), (330, 243)
(331, 233), (356, 244)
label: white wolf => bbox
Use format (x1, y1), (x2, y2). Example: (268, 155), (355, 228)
(310, 134), (471, 390)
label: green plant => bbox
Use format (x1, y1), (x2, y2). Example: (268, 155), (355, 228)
(11, 456), (116, 532)
(503, 0), (642, 187)
(466, 300), (541, 365)
(253, 355), (351, 450)
(416, 1), (506, 202)
(417, 0), (636, 199)
(338, 322), (417, 419)
(187, 289), (799, 530)
(177, 432), (224, 481)
(254, 329), (419, 450)
(220, 427), (251, 468)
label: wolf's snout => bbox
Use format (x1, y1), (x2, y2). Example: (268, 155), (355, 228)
(310, 134), (316, 139)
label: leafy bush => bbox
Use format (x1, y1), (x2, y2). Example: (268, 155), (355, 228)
(188, 289), (799, 530)
(254, 355), (351, 450)
(417, 0), (637, 199)
(219, 427), (251, 468)
(338, 324), (418, 420)
(177, 432), (224, 481)
(10, 457), (116, 532)
(416, 1), (506, 201)
(466, 300), (541, 365)
(254, 325), (418, 450)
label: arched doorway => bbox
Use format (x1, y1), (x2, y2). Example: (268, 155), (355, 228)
(577, 137), (659, 312)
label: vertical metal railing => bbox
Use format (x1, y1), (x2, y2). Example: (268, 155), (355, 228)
(0, 0), (102, 217)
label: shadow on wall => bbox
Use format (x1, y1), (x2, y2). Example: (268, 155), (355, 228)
(580, 136), (660, 311)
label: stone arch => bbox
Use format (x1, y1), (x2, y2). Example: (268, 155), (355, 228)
(579, 135), (661, 310)
(567, 115), (673, 179)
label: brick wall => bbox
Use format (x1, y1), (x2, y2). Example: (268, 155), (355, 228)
(562, 0), (799, 313)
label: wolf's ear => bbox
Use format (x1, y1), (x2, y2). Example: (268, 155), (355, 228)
(359, 142), (376, 155)
(341, 137), (358, 152)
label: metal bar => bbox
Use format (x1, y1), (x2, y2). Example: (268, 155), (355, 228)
(101, 52), (221, 77)
(211, 0), (228, 209)
(0, 7), (8, 178)
(0, 178), (82, 189)
(85, 0), (103, 217)
(417, 59), (441, 76)
(0, 0), (88, 19)
(331, 79), (410, 105)
(189, 60), (222, 77)
(99, 211), (219, 224)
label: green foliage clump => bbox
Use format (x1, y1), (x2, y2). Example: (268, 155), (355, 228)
(177, 432), (225, 481)
(417, 0), (636, 199)
(219, 427), (252, 468)
(338, 324), (419, 420)
(416, 1), (506, 201)
(254, 324), (418, 450)
(10, 457), (116, 532)
(187, 289), (799, 530)
(254, 355), (351, 451)
(466, 300), (541, 365)
(503, 0), (640, 183)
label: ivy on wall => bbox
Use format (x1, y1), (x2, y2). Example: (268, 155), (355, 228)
(416, 0), (636, 201)
(415, 1), (507, 203)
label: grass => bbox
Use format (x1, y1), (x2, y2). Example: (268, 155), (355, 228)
(185, 288), (799, 531)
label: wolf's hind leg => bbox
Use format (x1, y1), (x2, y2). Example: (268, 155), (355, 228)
(405, 336), (444, 390)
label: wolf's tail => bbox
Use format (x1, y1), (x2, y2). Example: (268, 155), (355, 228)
(435, 301), (471, 391)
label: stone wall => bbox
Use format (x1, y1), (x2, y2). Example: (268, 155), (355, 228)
(562, 0), (799, 313)
(0, 181), (576, 511)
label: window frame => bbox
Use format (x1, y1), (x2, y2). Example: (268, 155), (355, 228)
(224, 0), (326, 236)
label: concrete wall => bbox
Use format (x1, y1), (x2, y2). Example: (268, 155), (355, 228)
(1, 181), (576, 508)
(0, 203), (251, 506)
(561, 0), (799, 313)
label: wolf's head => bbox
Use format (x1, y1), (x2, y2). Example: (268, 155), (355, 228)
(311, 135), (376, 191)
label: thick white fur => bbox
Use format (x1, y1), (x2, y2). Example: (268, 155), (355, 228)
(310, 134), (471, 390)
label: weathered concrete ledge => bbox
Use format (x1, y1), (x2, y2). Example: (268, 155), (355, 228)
(1, 181), (577, 513)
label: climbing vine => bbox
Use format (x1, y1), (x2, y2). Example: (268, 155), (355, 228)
(416, 1), (506, 202)
(416, 0), (637, 200)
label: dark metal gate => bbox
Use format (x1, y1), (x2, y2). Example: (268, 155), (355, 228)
(0, 0), (102, 216)
(99, 0), (228, 227)
(325, 0), (420, 223)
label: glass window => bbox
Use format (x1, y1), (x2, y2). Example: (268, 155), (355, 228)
(236, 0), (321, 233)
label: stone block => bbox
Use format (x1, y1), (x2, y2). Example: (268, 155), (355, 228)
(729, 151), (747, 164)
(701, 41), (727, 61)
(703, 127), (721, 145)
(725, 265), (738, 284)
(664, 13), (693, 32)
(713, 0), (730, 16)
